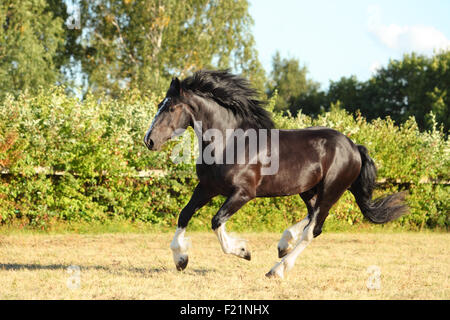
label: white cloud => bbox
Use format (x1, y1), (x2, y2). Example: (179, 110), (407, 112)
(367, 4), (450, 53)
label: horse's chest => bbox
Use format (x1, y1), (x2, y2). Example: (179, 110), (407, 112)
(195, 164), (239, 195)
(197, 164), (231, 193)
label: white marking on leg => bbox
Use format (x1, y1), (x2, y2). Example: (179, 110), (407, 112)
(170, 227), (190, 268)
(269, 214), (317, 278)
(278, 217), (309, 256)
(214, 224), (250, 259)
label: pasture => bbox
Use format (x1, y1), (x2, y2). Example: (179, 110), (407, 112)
(0, 231), (448, 299)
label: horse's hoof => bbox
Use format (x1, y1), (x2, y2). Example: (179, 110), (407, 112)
(175, 256), (189, 271)
(243, 251), (251, 261)
(265, 263), (284, 279)
(265, 270), (280, 278)
(278, 248), (289, 258)
(265, 270), (283, 279)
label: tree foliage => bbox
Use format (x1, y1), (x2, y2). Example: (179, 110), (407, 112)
(327, 51), (450, 132)
(370, 51), (449, 132)
(272, 51), (449, 132)
(67, 0), (265, 95)
(267, 52), (323, 114)
(0, 0), (65, 99)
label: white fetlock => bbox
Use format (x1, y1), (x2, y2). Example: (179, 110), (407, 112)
(215, 224), (251, 261)
(170, 228), (191, 271)
(278, 218), (310, 258)
(266, 261), (286, 279)
(278, 229), (295, 257)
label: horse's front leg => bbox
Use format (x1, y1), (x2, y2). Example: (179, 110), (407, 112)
(212, 188), (254, 261)
(170, 184), (215, 271)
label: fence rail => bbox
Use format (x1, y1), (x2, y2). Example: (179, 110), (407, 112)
(1, 167), (449, 185)
(0, 167), (166, 178)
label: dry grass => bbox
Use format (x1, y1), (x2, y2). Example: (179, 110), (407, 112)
(0, 232), (448, 299)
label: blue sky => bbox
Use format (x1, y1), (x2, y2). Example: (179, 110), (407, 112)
(248, 0), (450, 89)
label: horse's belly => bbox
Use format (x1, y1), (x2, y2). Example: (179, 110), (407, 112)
(256, 168), (321, 197)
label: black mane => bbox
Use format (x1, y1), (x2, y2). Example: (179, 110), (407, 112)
(181, 70), (274, 129)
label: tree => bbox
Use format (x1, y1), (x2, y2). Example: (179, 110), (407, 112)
(0, 0), (65, 99)
(66, 0), (265, 96)
(370, 51), (450, 132)
(327, 76), (367, 115)
(267, 52), (323, 115)
(326, 51), (450, 132)
(290, 86), (327, 116)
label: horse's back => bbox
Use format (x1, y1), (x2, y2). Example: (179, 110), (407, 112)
(280, 126), (359, 152)
(256, 126), (361, 197)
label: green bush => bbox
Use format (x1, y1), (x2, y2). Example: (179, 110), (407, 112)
(0, 87), (448, 230)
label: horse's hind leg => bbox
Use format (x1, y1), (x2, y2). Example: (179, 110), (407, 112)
(277, 189), (317, 258)
(277, 218), (309, 259)
(267, 180), (347, 279)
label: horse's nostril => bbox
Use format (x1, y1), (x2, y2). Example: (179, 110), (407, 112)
(144, 136), (155, 150)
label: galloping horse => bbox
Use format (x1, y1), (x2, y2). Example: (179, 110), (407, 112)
(143, 70), (407, 278)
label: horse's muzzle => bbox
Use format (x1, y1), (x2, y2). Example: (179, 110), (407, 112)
(143, 136), (155, 150)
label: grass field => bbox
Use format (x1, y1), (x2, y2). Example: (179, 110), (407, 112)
(0, 231), (448, 299)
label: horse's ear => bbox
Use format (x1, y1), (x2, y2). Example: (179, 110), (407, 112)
(169, 77), (182, 96)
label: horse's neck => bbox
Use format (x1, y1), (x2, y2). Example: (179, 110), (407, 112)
(191, 97), (240, 136)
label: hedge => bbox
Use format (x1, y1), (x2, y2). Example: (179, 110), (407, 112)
(0, 87), (448, 231)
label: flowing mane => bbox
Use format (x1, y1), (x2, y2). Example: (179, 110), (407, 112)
(180, 70), (274, 129)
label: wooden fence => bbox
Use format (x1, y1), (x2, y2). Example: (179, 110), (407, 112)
(1, 167), (448, 186)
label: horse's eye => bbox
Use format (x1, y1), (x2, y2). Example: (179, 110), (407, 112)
(169, 106), (175, 112)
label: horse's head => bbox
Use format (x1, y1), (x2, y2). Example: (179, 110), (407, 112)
(144, 78), (192, 151)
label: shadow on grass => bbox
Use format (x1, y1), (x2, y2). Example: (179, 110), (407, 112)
(0, 263), (214, 276)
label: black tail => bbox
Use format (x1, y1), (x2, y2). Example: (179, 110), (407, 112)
(350, 145), (408, 224)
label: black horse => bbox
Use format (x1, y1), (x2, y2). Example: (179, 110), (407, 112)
(144, 70), (407, 278)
